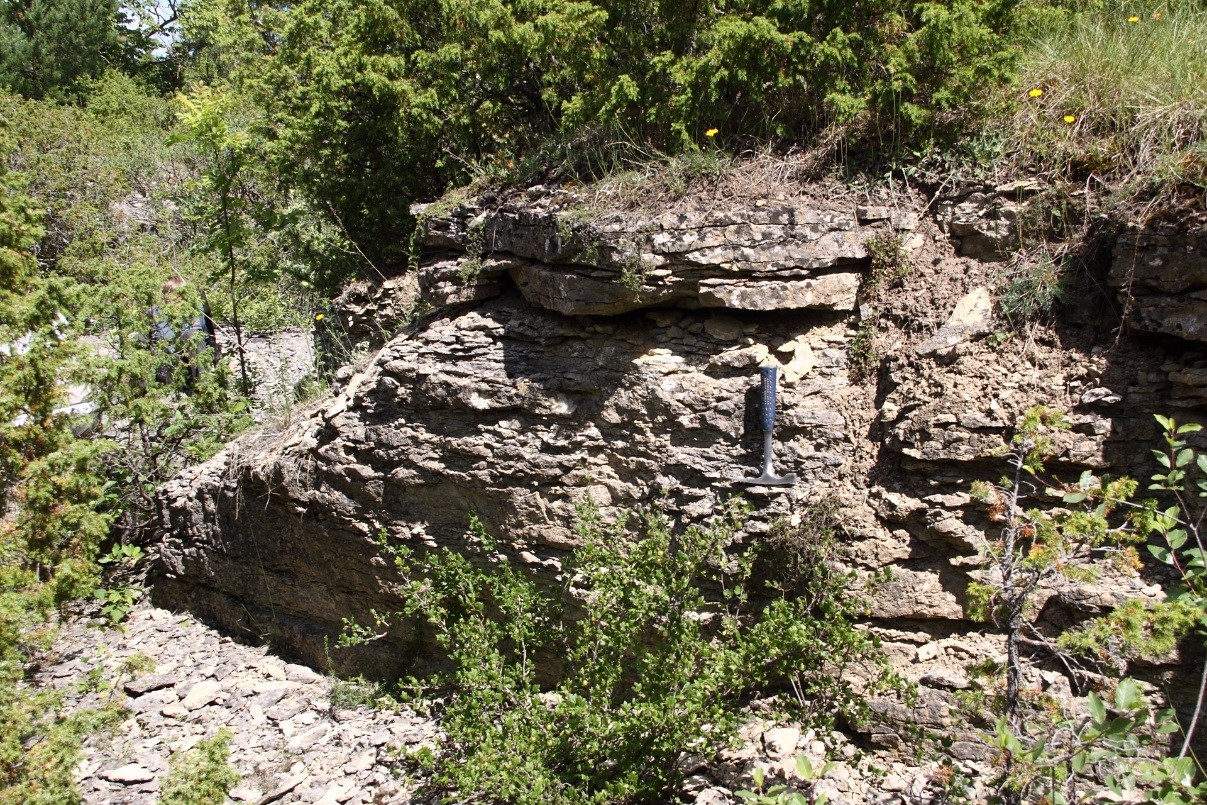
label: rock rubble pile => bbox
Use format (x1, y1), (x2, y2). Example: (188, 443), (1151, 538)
(34, 604), (436, 805)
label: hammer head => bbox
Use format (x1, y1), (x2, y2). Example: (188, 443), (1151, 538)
(740, 471), (798, 487)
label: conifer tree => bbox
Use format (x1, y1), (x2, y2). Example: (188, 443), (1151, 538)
(0, 0), (119, 99)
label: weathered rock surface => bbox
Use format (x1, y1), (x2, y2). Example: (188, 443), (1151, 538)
(326, 274), (421, 355)
(153, 181), (1207, 756)
(1111, 224), (1207, 342)
(155, 290), (862, 672)
(414, 191), (885, 315)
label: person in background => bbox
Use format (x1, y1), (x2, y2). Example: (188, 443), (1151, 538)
(150, 277), (218, 388)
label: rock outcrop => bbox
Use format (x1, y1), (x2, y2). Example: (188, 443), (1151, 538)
(153, 178), (1207, 751)
(1112, 224), (1207, 343)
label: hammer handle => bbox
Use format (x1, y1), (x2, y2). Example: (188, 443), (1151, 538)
(760, 365), (778, 431)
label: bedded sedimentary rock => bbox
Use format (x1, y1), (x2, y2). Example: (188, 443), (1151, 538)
(154, 184), (1206, 743)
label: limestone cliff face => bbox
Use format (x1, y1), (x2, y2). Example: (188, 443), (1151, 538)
(152, 180), (1206, 736)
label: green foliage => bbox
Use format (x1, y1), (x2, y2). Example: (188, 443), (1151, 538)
(1, 79), (161, 274)
(848, 228), (912, 378)
(173, 84), (264, 393)
(0, 124), (124, 805)
(848, 318), (878, 381)
(967, 406), (1143, 662)
(861, 231), (912, 303)
(0, 128), (112, 608)
(1057, 596), (1198, 671)
(456, 219), (486, 284)
(82, 281), (252, 543)
(344, 502), (901, 804)
(996, 248), (1069, 330)
(969, 409), (1207, 802)
(329, 674), (395, 712)
(0, 681), (123, 805)
(98, 543), (145, 566)
(736, 754), (835, 805)
(119, 651), (155, 678)
(177, 0), (1028, 264)
(1058, 415), (1207, 686)
(93, 543), (145, 625)
(94, 584), (140, 626)
(159, 729), (240, 805)
(0, 0), (119, 100)
(164, 1), (1207, 268)
(987, 678), (1207, 805)
(0, 78), (258, 804)
(616, 255), (645, 294)
(173, 81), (358, 293)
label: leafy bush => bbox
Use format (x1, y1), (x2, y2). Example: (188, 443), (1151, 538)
(989, 678), (1206, 805)
(344, 502), (901, 804)
(179, 0), (1028, 265)
(967, 409), (1207, 803)
(995, 248), (1070, 329)
(737, 753), (835, 805)
(0, 86), (254, 803)
(159, 729), (240, 805)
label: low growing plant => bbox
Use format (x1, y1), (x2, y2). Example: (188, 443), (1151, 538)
(344, 501), (902, 804)
(0, 683), (124, 805)
(995, 248), (1070, 331)
(737, 754), (835, 805)
(158, 728), (240, 805)
(967, 408), (1207, 803)
(862, 231), (912, 303)
(848, 318), (879, 381)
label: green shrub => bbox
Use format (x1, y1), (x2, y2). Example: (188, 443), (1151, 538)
(159, 729), (240, 805)
(967, 409), (1207, 803)
(0, 679), (124, 805)
(180, 0), (1027, 264)
(344, 502), (902, 804)
(995, 248), (1069, 329)
(1, 95), (255, 804)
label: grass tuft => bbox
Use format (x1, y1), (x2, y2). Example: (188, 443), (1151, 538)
(1008, 4), (1207, 191)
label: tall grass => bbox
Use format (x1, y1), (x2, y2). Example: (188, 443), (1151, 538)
(1008, 3), (1207, 191)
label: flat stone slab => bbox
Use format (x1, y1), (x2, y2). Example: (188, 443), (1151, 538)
(123, 674), (174, 696)
(698, 274), (860, 311)
(100, 764), (155, 784)
(182, 679), (223, 711)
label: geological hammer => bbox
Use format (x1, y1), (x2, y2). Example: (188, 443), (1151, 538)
(740, 365), (797, 487)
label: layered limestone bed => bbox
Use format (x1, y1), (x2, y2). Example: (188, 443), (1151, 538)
(153, 180), (1207, 751)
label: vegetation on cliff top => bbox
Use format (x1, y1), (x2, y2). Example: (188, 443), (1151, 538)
(177, 0), (1205, 265)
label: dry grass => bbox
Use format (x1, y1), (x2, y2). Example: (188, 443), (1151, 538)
(580, 140), (862, 214)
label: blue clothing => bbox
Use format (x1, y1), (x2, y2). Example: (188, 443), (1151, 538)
(148, 299), (218, 386)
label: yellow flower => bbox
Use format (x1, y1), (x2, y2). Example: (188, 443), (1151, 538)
(1127, 15), (1139, 23)
(1028, 88), (1044, 98)
(1063, 115), (1076, 124)
(705, 128), (719, 138)
(1153, 11), (1161, 19)
(315, 313), (325, 322)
